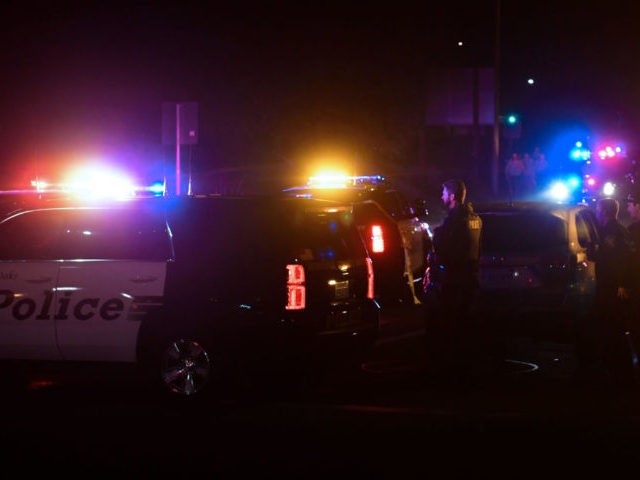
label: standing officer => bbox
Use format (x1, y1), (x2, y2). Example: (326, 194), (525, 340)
(625, 191), (640, 375)
(423, 179), (482, 384)
(581, 197), (636, 386)
(626, 190), (640, 249)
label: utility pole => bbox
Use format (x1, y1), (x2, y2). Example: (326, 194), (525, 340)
(492, 0), (502, 196)
(176, 103), (181, 196)
(161, 101), (198, 196)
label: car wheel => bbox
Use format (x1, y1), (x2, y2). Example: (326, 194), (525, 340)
(159, 338), (213, 396)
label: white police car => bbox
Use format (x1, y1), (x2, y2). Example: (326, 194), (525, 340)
(0, 193), (380, 396)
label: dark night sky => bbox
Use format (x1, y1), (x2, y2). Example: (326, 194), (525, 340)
(1, 1), (639, 189)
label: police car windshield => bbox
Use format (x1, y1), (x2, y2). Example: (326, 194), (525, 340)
(0, 206), (170, 261)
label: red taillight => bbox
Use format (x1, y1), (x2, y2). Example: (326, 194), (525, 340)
(366, 257), (375, 299)
(371, 224), (385, 253)
(286, 264), (306, 310)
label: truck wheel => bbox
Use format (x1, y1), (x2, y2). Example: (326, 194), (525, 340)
(158, 338), (213, 396)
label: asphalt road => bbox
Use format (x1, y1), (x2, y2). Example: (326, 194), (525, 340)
(2, 304), (640, 477)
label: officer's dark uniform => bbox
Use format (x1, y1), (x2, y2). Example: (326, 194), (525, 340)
(627, 217), (640, 313)
(584, 216), (637, 384)
(424, 203), (482, 381)
(625, 196), (640, 378)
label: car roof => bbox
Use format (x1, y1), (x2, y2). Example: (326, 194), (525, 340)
(0, 192), (357, 221)
(283, 174), (398, 195)
(473, 201), (592, 214)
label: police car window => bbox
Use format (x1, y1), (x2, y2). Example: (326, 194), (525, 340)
(371, 191), (400, 217)
(394, 191), (415, 218)
(169, 199), (274, 258)
(479, 212), (568, 253)
(290, 212), (362, 261)
(576, 209), (598, 248)
(0, 209), (65, 260)
(60, 209), (171, 261)
(374, 190), (415, 219)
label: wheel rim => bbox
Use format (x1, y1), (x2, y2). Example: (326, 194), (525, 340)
(160, 339), (212, 395)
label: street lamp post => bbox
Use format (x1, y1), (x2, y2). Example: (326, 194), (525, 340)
(176, 103), (181, 196)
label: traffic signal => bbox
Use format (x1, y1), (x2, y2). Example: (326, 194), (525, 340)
(501, 113), (521, 139)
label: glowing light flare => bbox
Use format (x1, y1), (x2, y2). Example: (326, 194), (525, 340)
(306, 173), (386, 189)
(31, 180), (49, 191)
(139, 181), (166, 196)
(603, 182), (615, 197)
(47, 166), (138, 200)
(300, 147), (359, 183)
(567, 175), (581, 189)
(307, 172), (351, 188)
(598, 146), (616, 159)
(569, 142), (591, 161)
(29, 165), (170, 199)
(547, 182), (570, 202)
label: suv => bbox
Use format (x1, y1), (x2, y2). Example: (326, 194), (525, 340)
(283, 175), (431, 306)
(474, 201), (599, 343)
(0, 194), (380, 396)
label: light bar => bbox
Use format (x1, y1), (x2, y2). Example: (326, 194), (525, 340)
(29, 177), (166, 199)
(307, 174), (351, 188)
(307, 174), (386, 189)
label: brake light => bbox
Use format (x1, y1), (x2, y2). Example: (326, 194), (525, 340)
(371, 225), (385, 253)
(366, 257), (375, 299)
(286, 264), (306, 310)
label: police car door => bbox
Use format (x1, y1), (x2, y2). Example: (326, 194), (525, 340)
(54, 208), (169, 362)
(0, 209), (64, 360)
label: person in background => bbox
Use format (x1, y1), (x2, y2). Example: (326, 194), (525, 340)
(532, 147), (549, 189)
(504, 153), (525, 200)
(423, 179), (483, 386)
(626, 190), (640, 248)
(521, 152), (537, 197)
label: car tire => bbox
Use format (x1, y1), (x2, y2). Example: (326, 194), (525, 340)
(157, 337), (213, 396)
(139, 328), (232, 400)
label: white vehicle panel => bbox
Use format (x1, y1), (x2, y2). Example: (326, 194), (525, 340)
(55, 261), (166, 362)
(0, 262), (61, 360)
(397, 217), (425, 276)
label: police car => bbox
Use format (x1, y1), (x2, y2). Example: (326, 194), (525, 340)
(0, 193), (380, 396)
(283, 175), (432, 305)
